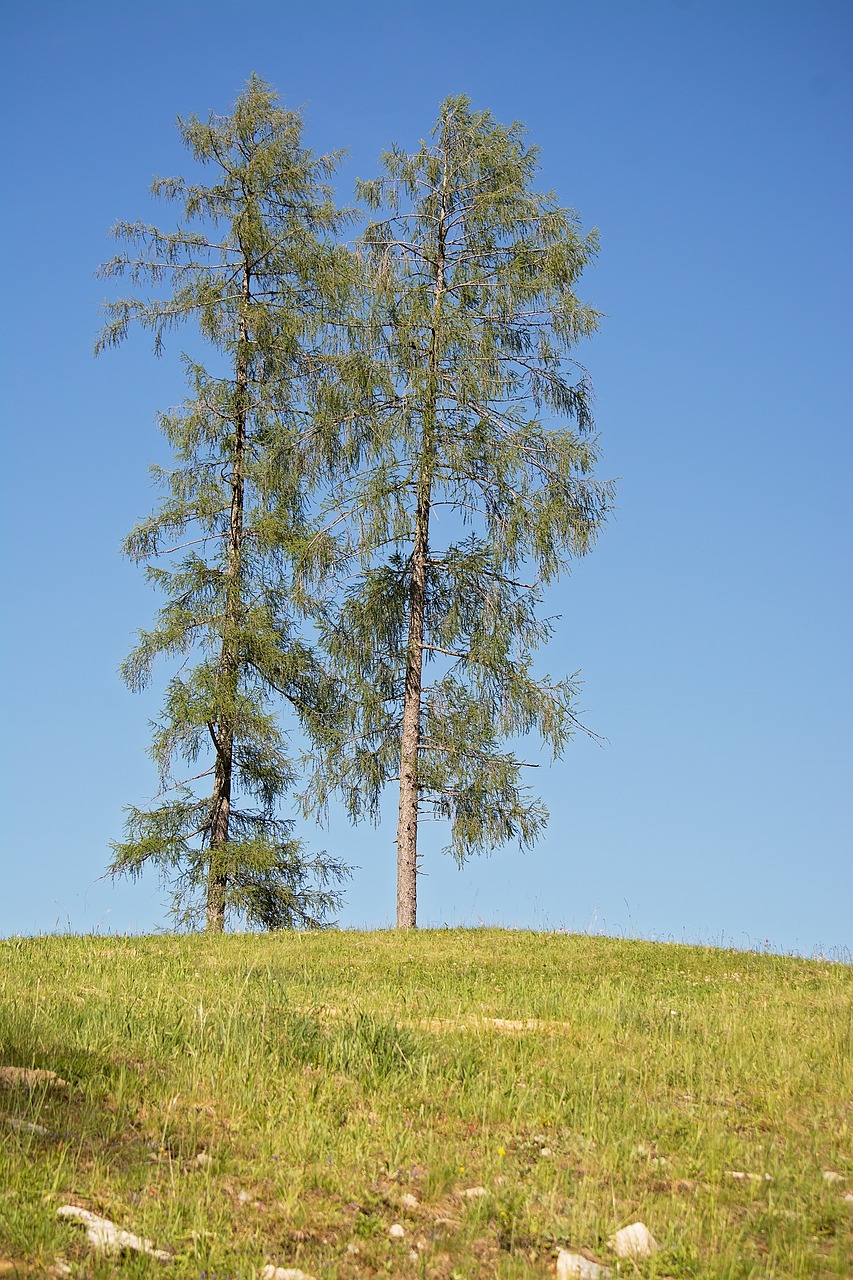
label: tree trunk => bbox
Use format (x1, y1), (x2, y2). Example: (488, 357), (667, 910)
(394, 160), (448, 928)
(396, 478), (429, 927)
(206, 719), (232, 931)
(205, 261), (250, 932)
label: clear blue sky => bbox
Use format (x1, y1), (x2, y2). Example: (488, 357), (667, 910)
(1, 0), (850, 954)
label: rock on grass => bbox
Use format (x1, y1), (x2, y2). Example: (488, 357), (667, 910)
(608, 1221), (658, 1259)
(556, 1251), (612, 1279)
(260, 1269), (316, 1280)
(56, 1206), (171, 1261)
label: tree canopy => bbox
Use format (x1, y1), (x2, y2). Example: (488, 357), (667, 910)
(306, 96), (612, 926)
(101, 84), (610, 931)
(99, 77), (353, 930)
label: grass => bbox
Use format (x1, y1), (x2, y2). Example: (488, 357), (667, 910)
(0, 929), (850, 1278)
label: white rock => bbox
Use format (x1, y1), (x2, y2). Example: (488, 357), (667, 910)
(195, 1151), (212, 1166)
(539, 1147), (553, 1157)
(556, 1250), (612, 1279)
(844, 1192), (853, 1204)
(52, 1262), (72, 1278)
(408, 1250), (419, 1261)
(400, 1192), (419, 1209)
(460, 1185), (488, 1199)
(823, 1170), (845, 1183)
(608, 1221), (658, 1259)
(389, 1223), (406, 1239)
(260, 1269), (316, 1280)
(727, 1170), (772, 1182)
(57, 1206), (171, 1261)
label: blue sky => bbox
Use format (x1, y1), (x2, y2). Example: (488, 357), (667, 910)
(1, 0), (850, 954)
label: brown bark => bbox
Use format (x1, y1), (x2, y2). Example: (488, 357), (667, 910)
(395, 159), (448, 928)
(206, 719), (232, 931)
(205, 259), (250, 932)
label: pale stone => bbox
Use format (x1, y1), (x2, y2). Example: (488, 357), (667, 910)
(5, 1116), (51, 1135)
(195, 1151), (212, 1166)
(539, 1147), (553, 1157)
(844, 1192), (853, 1204)
(823, 1170), (845, 1183)
(556, 1250), (612, 1279)
(389, 1223), (406, 1239)
(460, 1185), (488, 1199)
(400, 1192), (419, 1209)
(57, 1206), (171, 1261)
(408, 1250), (419, 1261)
(260, 1269), (316, 1280)
(608, 1221), (658, 1259)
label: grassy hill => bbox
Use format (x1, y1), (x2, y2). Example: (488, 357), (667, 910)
(0, 930), (850, 1278)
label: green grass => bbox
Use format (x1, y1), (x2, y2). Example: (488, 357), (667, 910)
(0, 930), (850, 1278)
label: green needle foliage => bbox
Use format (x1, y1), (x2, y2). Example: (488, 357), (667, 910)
(309, 96), (614, 927)
(98, 77), (353, 931)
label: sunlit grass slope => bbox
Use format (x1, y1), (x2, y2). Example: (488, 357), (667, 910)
(1, 930), (850, 1278)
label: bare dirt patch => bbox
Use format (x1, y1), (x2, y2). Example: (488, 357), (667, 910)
(417, 1016), (574, 1034)
(0, 1067), (69, 1089)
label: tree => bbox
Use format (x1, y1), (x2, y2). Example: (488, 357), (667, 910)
(308, 97), (613, 927)
(98, 77), (353, 931)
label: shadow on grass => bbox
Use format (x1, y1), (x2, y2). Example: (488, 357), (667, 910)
(0, 1002), (137, 1149)
(0, 1008), (178, 1274)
